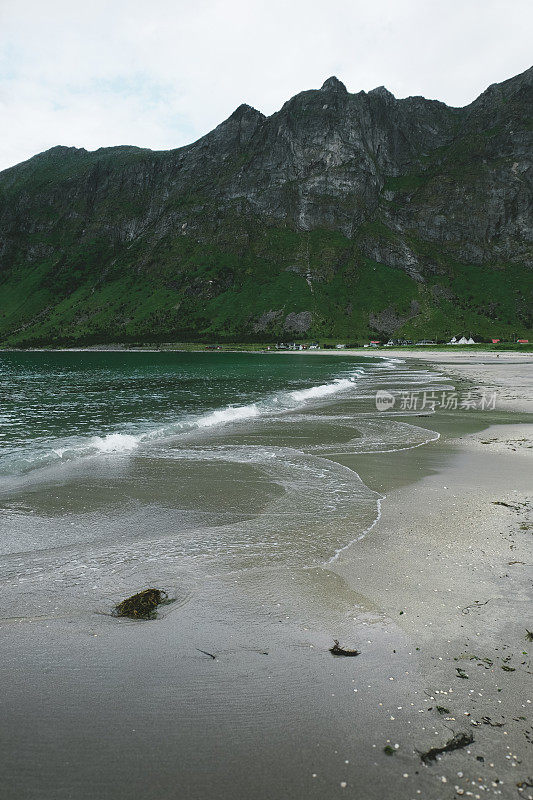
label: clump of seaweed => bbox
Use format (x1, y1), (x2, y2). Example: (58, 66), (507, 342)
(114, 588), (170, 620)
(419, 732), (474, 764)
(492, 501), (520, 510)
(330, 639), (360, 657)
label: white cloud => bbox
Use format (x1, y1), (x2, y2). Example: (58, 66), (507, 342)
(0, 0), (531, 170)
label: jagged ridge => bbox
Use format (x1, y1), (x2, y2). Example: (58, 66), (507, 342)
(0, 67), (531, 345)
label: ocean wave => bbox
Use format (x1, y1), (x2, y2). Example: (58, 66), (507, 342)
(1, 357), (452, 478)
(288, 377), (353, 402)
(0, 369), (364, 476)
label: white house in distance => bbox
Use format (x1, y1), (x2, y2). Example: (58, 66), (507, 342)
(448, 336), (476, 345)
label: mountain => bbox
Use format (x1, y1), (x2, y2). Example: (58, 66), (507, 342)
(0, 67), (532, 346)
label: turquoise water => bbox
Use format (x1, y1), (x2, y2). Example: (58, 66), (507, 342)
(0, 351), (372, 474)
(0, 351), (452, 618)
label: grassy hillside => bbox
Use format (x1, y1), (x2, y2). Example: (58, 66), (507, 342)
(1, 223), (530, 346)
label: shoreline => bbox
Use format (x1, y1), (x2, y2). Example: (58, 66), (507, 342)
(284, 348), (533, 415)
(1, 355), (532, 799)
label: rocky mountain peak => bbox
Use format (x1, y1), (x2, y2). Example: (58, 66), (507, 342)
(320, 76), (348, 93)
(229, 103), (265, 121)
(368, 85), (395, 101)
(201, 102), (265, 149)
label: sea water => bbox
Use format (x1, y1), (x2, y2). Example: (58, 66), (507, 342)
(0, 351), (452, 619)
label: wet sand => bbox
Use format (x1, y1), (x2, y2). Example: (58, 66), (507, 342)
(296, 349), (533, 414)
(1, 364), (532, 799)
(333, 423), (533, 797)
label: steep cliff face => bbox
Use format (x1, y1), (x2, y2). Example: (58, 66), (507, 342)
(0, 67), (531, 345)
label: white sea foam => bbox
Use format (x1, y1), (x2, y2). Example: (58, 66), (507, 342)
(327, 496), (384, 564)
(91, 433), (139, 453)
(129, 443), (381, 569)
(289, 377), (353, 402)
(196, 404), (260, 428)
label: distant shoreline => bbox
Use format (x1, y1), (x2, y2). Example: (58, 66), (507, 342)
(2, 343), (532, 354)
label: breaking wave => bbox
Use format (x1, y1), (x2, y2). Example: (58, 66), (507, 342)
(91, 433), (139, 453)
(0, 368), (361, 476)
(196, 404), (261, 428)
(289, 377), (354, 402)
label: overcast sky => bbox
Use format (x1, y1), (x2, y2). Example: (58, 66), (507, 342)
(0, 0), (531, 171)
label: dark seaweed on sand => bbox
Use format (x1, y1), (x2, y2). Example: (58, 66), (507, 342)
(419, 732), (474, 764)
(115, 588), (170, 620)
(329, 639), (360, 657)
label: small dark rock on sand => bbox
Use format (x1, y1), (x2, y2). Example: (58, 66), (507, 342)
(115, 588), (171, 620)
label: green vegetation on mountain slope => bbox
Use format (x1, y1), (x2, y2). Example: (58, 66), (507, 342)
(0, 68), (531, 346)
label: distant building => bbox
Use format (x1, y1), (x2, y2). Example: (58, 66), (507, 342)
(449, 336), (475, 345)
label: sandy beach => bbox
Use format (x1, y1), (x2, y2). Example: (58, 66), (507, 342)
(365, 350), (533, 416)
(1, 353), (532, 800)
